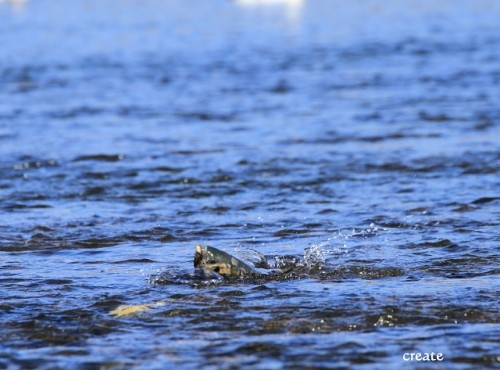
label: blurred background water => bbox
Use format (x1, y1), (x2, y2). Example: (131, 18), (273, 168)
(0, 0), (499, 369)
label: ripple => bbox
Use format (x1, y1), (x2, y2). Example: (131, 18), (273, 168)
(471, 197), (499, 205)
(73, 154), (124, 162)
(176, 111), (237, 122)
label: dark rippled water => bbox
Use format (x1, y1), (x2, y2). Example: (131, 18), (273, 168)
(1, 0), (499, 369)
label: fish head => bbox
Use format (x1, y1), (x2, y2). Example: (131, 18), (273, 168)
(194, 245), (207, 268)
(194, 245), (250, 276)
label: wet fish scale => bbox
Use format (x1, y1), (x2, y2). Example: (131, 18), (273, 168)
(194, 245), (260, 276)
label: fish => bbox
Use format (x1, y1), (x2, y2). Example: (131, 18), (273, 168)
(110, 301), (165, 317)
(110, 246), (272, 316)
(194, 245), (260, 276)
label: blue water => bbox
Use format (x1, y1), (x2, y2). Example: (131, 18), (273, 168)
(1, 0), (499, 369)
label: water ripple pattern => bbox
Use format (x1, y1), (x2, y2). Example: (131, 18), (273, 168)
(0, 0), (499, 369)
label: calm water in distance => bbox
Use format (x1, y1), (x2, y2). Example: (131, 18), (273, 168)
(0, 0), (499, 369)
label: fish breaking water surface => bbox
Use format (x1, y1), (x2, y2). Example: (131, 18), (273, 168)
(1, 0), (499, 369)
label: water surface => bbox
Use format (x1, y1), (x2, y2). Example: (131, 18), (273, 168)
(0, 0), (499, 369)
